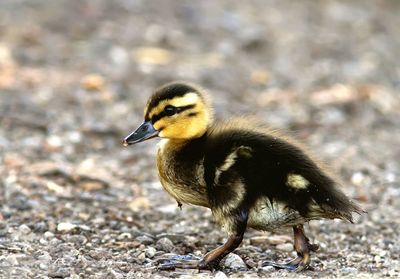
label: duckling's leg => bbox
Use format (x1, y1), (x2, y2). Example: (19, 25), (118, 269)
(197, 208), (249, 270)
(263, 224), (319, 272)
(197, 231), (244, 270)
(157, 232), (245, 270)
(158, 209), (248, 270)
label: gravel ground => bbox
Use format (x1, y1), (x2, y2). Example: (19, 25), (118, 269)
(1, 1), (399, 278)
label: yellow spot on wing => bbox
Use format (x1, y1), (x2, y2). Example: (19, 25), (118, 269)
(214, 151), (238, 183)
(214, 146), (252, 184)
(287, 174), (309, 189)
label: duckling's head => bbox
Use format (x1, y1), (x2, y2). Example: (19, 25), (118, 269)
(123, 82), (213, 145)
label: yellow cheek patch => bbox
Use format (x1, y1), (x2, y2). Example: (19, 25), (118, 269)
(147, 92), (199, 119)
(157, 111), (206, 139)
(149, 92), (211, 139)
(153, 118), (168, 131)
(287, 174), (309, 190)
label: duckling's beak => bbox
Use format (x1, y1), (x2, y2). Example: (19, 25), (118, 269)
(123, 121), (159, 146)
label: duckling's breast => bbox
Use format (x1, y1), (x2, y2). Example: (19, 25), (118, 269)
(157, 140), (210, 208)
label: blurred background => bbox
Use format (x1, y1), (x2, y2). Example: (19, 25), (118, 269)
(0, 1), (399, 278)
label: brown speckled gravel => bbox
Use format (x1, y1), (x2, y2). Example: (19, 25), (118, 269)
(0, 1), (399, 278)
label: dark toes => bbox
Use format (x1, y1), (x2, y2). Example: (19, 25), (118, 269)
(156, 254), (200, 270)
(308, 243), (319, 252)
(158, 262), (177, 270)
(170, 254), (200, 261)
(262, 261), (298, 271)
(198, 259), (221, 271)
(293, 262), (309, 272)
(262, 258), (314, 272)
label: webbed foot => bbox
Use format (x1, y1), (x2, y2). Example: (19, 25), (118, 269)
(263, 255), (313, 272)
(263, 225), (319, 272)
(157, 254), (200, 270)
(157, 254), (222, 271)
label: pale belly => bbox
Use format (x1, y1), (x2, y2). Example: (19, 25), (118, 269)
(247, 197), (309, 232)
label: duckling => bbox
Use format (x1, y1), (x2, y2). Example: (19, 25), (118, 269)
(123, 82), (363, 271)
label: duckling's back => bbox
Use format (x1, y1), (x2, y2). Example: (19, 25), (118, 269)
(203, 119), (362, 232)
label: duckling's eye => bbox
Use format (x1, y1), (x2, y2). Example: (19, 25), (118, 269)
(164, 105), (177, 116)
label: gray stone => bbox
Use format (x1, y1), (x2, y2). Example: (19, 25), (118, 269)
(37, 252), (52, 262)
(39, 238), (49, 245)
(136, 235), (154, 245)
(156, 233), (186, 242)
(109, 268), (124, 279)
(223, 253), (247, 270)
(18, 224), (31, 234)
(39, 263), (48, 270)
(57, 222), (77, 233)
(276, 243), (293, 252)
(214, 271), (229, 279)
(261, 265), (275, 272)
(156, 237), (174, 252)
(117, 232), (132, 240)
(44, 231), (54, 239)
(145, 247), (156, 258)
(341, 267), (358, 274)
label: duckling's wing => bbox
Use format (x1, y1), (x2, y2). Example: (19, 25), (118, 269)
(204, 124), (363, 223)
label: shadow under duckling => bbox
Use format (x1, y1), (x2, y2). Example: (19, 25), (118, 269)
(123, 82), (364, 272)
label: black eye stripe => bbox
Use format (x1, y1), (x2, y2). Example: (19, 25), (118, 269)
(151, 104), (196, 123)
(146, 84), (201, 115)
(176, 104), (195, 113)
(164, 105), (177, 116)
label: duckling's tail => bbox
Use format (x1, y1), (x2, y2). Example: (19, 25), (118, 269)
(303, 171), (365, 222)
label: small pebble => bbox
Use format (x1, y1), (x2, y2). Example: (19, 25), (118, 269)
(11, 196), (33, 210)
(57, 222), (77, 233)
(261, 266), (275, 272)
(136, 235), (154, 245)
(88, 249), (110, 260)
(37, 252), (52, 262)
(44, 231), (54, 239)
(6, 255), (19, 265)
(156, 233), (186, 242)
(39, 238), (48, 245)
(276, 243), (293, 252)
(109, 269), (124, 279)
(250, 236), (269, 246)
(48, 268), (70, 278)
(145, 247), (156, 258)
(137, 252), (146, 261)
(351, 172), (370, 186)
(81, 73), (106, 92)
(214, 271), (228, 279)
(0, 229), (8, 237)
(250, 235), (291, 246)
(64, 234), (88, 245)
(223, 253), (247, 270)
(39, 263), (48, 270)
(341, 267), (358, 274)
(18, 224), (31, 234)
(156, 237), (174, 252)
(117, 232), (132, 240)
